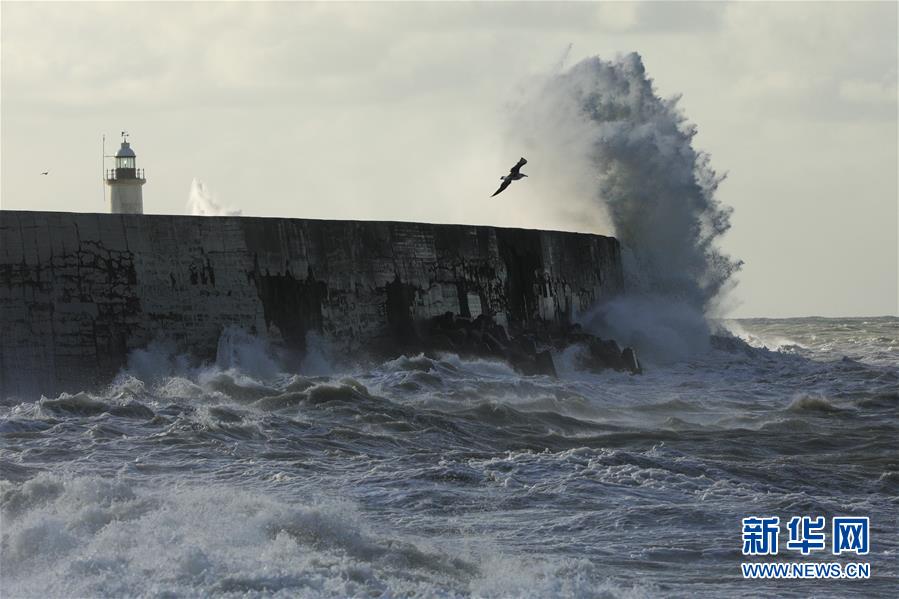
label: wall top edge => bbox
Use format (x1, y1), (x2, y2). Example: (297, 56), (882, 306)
(0, 210), (618, 243)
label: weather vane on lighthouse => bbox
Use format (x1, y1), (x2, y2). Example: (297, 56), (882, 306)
(104, 131), (146, 214)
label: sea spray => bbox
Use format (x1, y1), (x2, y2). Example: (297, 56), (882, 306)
(510, 53), (741, 362)
(215, 325), (282, 381)
(187, 178), (242, 216)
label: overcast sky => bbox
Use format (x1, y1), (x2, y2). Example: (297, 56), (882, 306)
(2, 1), (896, 318)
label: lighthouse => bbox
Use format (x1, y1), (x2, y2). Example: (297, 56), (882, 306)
(106, 132), (145, 214)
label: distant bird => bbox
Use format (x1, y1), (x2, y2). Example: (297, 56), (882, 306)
(40, 171), (49, 175)
(491, 157), (528, 197)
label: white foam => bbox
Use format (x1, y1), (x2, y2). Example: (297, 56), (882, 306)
(723, 319), (807, 352)
(1, 473), (641, 598)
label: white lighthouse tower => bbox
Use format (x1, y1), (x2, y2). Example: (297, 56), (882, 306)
(106, 132), (145, 214)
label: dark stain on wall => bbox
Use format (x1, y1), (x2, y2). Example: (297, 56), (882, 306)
(250, 259), (326, 351)
(385, 274), (418, 344)
(496, 228), (544, 332)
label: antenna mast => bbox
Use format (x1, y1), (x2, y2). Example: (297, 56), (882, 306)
(101, 133), (106, 210)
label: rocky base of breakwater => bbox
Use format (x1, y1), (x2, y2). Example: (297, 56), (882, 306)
(401, 312), (642, 377)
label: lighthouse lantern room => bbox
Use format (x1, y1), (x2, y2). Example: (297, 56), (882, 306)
(106, 132), (146, 214)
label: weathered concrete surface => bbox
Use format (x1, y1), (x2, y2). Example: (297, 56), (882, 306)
(0, 211), (623, 398)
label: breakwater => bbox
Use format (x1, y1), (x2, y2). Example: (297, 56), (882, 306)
(0, 211), (627, 398)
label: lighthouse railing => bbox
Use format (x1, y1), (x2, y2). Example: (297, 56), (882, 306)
(105, 168), (145, 181)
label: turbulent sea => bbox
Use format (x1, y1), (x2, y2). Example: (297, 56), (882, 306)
(1, 317), (897, 598)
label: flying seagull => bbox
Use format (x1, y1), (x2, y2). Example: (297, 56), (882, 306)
(491, 157), (528, 197)
(40, 171), (49, 175)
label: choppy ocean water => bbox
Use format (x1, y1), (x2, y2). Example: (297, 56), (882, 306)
(1, 317), (896, 598)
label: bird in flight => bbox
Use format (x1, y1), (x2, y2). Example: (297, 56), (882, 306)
(491, 157), (528, 197)
(40, 171), (49, 175)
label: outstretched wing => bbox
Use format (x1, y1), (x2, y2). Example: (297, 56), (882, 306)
(491, 178), (513, 197)
(509, 157), (527, 176)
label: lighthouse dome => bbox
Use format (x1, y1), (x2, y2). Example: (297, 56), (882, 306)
(116, 142), (136, 158)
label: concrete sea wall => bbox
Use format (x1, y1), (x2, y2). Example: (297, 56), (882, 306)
(0, 211), (623, 398)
